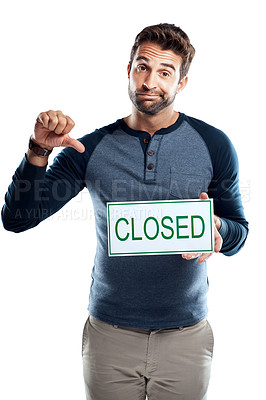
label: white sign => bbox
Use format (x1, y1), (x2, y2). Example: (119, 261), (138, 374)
(107, 199), (214, 256)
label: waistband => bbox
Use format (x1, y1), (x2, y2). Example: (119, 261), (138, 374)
(112, 318), (207, 334)
(89, 314), (207, 334)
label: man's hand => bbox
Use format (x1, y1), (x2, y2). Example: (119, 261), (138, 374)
(32, 110), (85, 153)
(181, 192), (223, 263)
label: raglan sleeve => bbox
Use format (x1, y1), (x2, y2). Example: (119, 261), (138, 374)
(207, 132), (249, 256)
(1, 137), (89, 233)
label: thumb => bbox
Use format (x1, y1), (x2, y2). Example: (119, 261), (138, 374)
(64, 136), (85, 153)
(200, 192), (209, 200)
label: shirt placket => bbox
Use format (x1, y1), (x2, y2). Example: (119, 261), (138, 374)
(144, 135), (163, 182)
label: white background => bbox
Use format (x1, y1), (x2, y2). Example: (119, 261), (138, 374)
(0, 1), (264, 399)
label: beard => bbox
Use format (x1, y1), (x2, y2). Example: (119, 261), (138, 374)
(128, 84), (177, 115)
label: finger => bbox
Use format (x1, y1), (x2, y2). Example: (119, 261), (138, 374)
(47, 110), (59, 132)
(214, 229), (223, 253)
(64, 136), (85, 153)
(182, 253), (201, 260)
(36, 112), (49, 129)
(54, 115), (68, 134)
(214, 215), (222, 231)
(198, 252), (213, 263)
(63, 115), (75, 134)
(200, 191), (222, 253)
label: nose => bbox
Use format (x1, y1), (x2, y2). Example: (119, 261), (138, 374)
(143, 71), (157, 90)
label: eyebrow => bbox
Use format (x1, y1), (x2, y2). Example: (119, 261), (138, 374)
(136, 56), (176, 72)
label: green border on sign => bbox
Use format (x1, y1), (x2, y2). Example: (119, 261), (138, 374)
(107, 199), (214, 256)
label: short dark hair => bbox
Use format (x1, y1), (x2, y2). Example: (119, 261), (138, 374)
(129, 23), (195, 82)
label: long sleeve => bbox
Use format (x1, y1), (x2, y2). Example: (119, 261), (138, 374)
(1, 145), (88, 233)
(184, 114), (249, 256)
(208, 135), (249, 256)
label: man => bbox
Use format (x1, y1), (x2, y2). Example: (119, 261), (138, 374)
(2, 23), (248, 400)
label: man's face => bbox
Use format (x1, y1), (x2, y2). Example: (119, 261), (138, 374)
(128, 42), (185, 115)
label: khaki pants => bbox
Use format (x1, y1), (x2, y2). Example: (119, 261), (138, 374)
(82, 314), (214, 400)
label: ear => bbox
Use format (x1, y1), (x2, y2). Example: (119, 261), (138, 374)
(127, 62), (131, 78)
(177, 76), (188, 93)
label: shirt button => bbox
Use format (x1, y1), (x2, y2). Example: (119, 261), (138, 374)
(148, 150), (154, 156)
(144, 138), (149, 144)
(147, 163), (153, 170)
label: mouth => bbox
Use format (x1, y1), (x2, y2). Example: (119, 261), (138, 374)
(136, 93), (160, 99)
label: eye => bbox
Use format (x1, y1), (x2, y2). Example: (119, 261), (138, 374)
(161, 71), (170, 78)
(137, 65), (147, 72)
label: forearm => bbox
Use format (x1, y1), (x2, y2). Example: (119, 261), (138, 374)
(1, 155), (48, 232)
(2, 146), (86, 233)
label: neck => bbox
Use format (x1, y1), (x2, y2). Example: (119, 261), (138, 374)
(123, 107), (179, 136)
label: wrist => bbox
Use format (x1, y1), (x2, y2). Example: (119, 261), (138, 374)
(26, 135), (53, 167)
(26, 149), (49, 167)
(29, 135), (54, 155)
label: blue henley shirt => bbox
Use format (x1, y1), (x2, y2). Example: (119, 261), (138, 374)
(1, 112), (249, 329)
